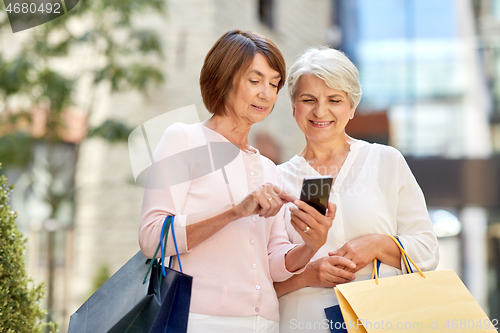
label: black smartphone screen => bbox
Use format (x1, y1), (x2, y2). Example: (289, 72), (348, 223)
(299, 176), (333, 215)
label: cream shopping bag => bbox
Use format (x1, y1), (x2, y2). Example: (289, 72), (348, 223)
(334, 236), (498, 333)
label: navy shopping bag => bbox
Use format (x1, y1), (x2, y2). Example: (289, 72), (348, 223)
(69, 216), (192, 333)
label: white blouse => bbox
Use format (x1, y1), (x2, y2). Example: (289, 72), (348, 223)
(277, 138), (439, 333)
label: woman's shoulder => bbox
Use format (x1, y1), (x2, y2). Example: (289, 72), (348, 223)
(162, 122), (208, 144)
(164, 121), (201, 135)
(357, 141), (413, 179)
(358, 140), (405, 161)
(154, 122), (204, 158)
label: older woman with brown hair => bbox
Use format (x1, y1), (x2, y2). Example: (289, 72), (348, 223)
(274, 47), (439, 333)
(139, 30), (341, 333)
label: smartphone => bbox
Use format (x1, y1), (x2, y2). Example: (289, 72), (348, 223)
(299, 176), (333, 215)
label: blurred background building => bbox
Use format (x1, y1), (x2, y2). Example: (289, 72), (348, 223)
(1, 0), (499, 330)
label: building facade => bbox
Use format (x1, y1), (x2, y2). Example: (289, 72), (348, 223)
(4, 0), (498, 328)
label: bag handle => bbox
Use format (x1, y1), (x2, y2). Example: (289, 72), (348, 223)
(160, 216), (183, 274)
(371, 235), (426, 285)
(142, 215), (183, 285)
(395, 236), (413, 274)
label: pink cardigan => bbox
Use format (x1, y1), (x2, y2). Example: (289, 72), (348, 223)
(139, 122), (301, 322)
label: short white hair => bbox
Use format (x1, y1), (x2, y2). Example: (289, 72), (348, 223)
(287, 46), (362, 110)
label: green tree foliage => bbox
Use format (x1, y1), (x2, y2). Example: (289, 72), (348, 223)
(0, 0), (166, 157)
(89, 263), (111, 297)
(0, 164), (56, 333)
(0, 133), (33, 167)
(0, 0), (166, 327)
(87, 119), (134, 143)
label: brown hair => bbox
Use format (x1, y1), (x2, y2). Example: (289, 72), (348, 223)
(200, 29), (286, 116)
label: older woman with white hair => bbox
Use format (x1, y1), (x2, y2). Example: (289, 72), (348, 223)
(274, 47), (439, 333)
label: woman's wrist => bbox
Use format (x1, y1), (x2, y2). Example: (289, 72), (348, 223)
(230, 204), (245, 220)
(296, 269), (310, 289)
(376, 234), (402, 269)
(291, 272), (309, 292)
(275, 272), (308, 297)
(303, 243), (321, 257)
(285, 243), (317, 273)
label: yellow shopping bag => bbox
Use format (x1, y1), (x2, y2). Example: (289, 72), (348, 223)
(334, 235), (498, 333)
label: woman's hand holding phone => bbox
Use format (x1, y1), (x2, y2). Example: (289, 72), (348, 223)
(299, 176), (333, 215)
(289, 200), (336, 252)
(288, 176), (335, 251)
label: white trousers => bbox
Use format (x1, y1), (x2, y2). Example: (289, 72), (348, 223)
(187, 313), (279, 333)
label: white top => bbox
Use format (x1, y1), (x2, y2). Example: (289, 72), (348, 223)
(139, 122), (301, 322)
(277, 139), (439, 333)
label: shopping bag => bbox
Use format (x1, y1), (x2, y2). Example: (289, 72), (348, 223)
(324, 305), (347, 333)
(150, 216), (192, 333)
(68, 216), (192, 333)
(334, 235), (498, 333)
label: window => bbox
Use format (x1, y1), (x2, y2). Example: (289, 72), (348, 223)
(335, 0), (460, 108)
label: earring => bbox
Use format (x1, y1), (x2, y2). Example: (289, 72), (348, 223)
(350, 113), (354, 119)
